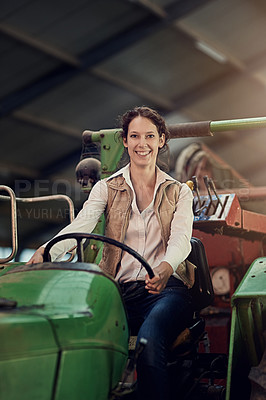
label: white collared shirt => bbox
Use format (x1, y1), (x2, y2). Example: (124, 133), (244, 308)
(46, 164), (194, 283)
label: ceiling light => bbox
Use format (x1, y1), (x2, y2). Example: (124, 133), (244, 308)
(195, 40), (227, 64)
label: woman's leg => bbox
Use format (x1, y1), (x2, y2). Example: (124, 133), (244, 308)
(124, 278), (193, 400)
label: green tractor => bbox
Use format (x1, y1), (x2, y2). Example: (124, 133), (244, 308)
(1, 117), (266, 400)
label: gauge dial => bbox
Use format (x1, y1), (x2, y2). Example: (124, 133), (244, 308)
(211, 267), (230, 295)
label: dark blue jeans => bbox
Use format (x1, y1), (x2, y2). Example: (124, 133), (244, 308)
(120, 277), (193, 400)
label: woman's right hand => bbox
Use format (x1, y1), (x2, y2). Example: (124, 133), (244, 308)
(26, 246), (45, 265)
(145, 261), (173, 294)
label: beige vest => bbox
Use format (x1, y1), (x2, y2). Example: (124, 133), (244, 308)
(98, 175), (195, 288)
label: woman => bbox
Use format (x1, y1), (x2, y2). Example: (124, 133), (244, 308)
(27, 106), (194, 400)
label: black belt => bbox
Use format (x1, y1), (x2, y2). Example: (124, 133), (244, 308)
(119, 280), (146, 300)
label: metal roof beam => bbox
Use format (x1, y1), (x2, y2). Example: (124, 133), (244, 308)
(0, 0), (211, 117)
(13, 111), (81, 138)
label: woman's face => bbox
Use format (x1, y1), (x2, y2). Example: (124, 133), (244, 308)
(123, 116), (165, 168)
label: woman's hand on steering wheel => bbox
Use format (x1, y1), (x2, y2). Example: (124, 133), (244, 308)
(145, 261), (173, 295)
(26, 246), (45, 265)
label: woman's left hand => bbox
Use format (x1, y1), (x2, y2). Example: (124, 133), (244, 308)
(145, 261), (173, 294)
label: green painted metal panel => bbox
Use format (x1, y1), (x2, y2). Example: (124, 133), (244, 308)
(0, 263), (128, 349)
(0, 262), (23, 277)
(0, 313), (58, 358)
(0, 313), (58, 400)
(227, 257), (266, 400)
(0, 262), (129, 400)
(0, 354), (58, 400)
(54, 349), (127, 400)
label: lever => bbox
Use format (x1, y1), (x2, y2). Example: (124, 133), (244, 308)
(192, 176), (202, 208)
(203, 176), (214, 206)
(110, 338), (148, 398)
(208, 178), (223, 207)
(122, 337), (147, 385)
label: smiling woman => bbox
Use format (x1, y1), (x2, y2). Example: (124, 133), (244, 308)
(27, 106), (194, 400)
(124, 116), (165, 167)
(122, 115), (165, 211)
(120, 106), (170, 169)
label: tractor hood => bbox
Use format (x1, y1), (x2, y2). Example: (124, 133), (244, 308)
(0, 262), (129, 400)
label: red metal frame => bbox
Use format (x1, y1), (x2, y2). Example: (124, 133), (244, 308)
(193, 188), (266, 353)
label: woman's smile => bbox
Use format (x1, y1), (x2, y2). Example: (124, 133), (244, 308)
(135, 150), (152, 157)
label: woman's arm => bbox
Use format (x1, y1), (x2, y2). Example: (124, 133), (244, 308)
(162, 183), (194, 270)
(27, 179), (108, 264)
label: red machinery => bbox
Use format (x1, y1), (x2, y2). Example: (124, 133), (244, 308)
(192, 178), (266, 354)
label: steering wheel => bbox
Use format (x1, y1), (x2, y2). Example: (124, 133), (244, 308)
(43, 232), (155, 279)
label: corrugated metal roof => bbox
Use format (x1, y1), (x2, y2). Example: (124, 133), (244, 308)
(1, 0), (266, 252)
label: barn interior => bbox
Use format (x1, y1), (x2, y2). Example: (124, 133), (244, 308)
(1, 0), (266, 260)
